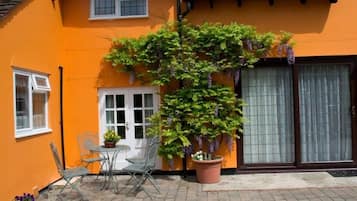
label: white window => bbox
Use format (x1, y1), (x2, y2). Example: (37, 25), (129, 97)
(90, 0), (148, 20)
(14, 70), (51, 138)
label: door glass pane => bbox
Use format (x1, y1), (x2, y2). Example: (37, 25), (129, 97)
(15, 74), (30, 129)
(299, 64), (352, 162)
(117, 111), (125, 123)
(106, 111), (114, 124)
(106, 95), (114, 108)
(134, 94), (142, 107)
(242, 67), (295, 164)
(144, 110), (154, 121)
(135, 126), (144, 139)
(144, 94), (153, 107)
(32, 93), (46, 129)
(107, 126), (115, 131)
(117, 126), (126, 139)
(134, 110), (143, 123)
(116, 95), (124, 108)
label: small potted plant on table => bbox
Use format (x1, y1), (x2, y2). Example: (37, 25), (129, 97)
(103, 130), (120, 148)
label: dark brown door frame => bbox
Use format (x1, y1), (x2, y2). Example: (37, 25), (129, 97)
(237, 56), (357, 171)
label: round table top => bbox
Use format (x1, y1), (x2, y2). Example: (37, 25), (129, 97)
(89, 144), (130, 152)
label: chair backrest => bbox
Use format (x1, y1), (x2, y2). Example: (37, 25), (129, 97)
(50, 142), (64, 176)
(77, 132), (98, 158)
(144, 136), (160, 168)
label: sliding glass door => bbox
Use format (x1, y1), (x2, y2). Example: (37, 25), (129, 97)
(241, 63), (354, 167)
(242, 67), (295, 164)
(299, 64), (352, 163)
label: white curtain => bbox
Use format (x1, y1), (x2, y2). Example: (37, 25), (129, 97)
(299, 64), (352, 162)
(242, 67), (295, 164)
(32, 93), (46, 129)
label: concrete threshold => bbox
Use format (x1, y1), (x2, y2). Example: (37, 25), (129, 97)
(202, 172), (357, 191)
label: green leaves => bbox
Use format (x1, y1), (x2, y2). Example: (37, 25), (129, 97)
(104, 22), (291, 87)
(152, 85), (245, 160)
(105, 21), (293, 161)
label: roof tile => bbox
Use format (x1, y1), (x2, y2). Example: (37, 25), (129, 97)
(0, 0), (23, 19)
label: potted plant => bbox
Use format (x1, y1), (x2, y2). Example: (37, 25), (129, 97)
(103, 130), (120, 148)
(14, 193), (35, 201)
(148, 85), (243, 183)
(191, 150), (224, 183)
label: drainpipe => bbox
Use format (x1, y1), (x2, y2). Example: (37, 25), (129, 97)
(59, 66), (66, 169)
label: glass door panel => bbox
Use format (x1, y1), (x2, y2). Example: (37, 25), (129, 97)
(242, 67), (295, 164)
(299, 64), (352, 162)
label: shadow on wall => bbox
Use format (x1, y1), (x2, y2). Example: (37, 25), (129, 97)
(61, 0), (173, 30)
(186, 0), (331, 34)
(96, 59), (142, 88)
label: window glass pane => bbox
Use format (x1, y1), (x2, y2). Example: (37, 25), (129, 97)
(117, 111), (125, 123)
(242, 67), (295, 164)
(94, 0), (115, 15)
(134, 110), (143, 123)
(117, 126), (126, 139)
(15, 74), (30, 129)
(144, 94), (153, 107)
(106, 111), (114, 124)
(35, 76), (47, 87)
(299, 64), (352, 162)
(120, 0), (147, 16)
(106, 95), (114, 108)
(135, 126), (143, 139)
(116, 95), (124, 108)
(32, 93), (46, 129)
(134, 94), (142, 107)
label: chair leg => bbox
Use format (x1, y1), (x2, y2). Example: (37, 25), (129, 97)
(126, 172), (136, 185)
(146, 174), (160, 193)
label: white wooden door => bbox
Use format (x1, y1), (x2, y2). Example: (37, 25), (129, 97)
(98, 87), (160, 170)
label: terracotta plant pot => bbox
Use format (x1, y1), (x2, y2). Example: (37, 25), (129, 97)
(104, 141), (116, 148)
(192, 157), (223, 184)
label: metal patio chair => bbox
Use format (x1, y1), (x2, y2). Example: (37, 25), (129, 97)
(49, 142), (89, 200)
(125, 136), (158, 166)
(122, 136), (160, 198)
(77, 132), (108, 180)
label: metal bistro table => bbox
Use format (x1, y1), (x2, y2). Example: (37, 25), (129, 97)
(89, 144), (130, 192)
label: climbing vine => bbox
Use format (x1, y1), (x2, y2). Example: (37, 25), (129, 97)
(105, 22), (294, 162)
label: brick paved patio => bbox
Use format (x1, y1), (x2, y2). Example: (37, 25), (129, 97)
(37, 175), (357, 201)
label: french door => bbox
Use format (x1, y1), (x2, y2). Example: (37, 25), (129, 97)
(98, 87), (160, 170)
(240, 62), (356, 168)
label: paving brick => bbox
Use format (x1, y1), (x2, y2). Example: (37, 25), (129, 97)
(37, 175), (357, 201)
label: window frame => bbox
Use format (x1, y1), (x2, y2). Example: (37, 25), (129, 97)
(31, 74), (51, 92)
(89, 0), (149, 20)
(13, 70), (52, 138)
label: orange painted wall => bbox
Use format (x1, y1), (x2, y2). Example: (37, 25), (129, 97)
(186, 0), (357, 57)
(0, 0), (64, 200)
(60, 0), (176, 169)
(60, 0), (357, 171)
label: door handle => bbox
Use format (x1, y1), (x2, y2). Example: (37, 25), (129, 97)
(125, 122), (129, 130)
(352, 105), (356, 118)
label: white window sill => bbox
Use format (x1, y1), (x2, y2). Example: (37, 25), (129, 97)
(88, 15), (148, 21)
(15, 128), (52, 139)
